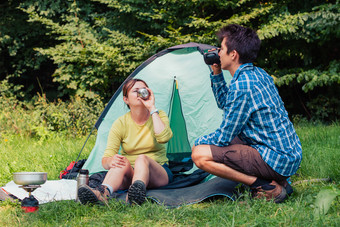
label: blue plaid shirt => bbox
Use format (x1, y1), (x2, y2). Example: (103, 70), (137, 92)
(195, 63), (302, 176)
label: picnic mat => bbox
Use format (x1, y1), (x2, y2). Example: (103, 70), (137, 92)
(1, 177), (239, 207)
(111, 177), (239, 208)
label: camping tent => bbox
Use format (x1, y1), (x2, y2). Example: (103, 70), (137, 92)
(82, 42), (232, 174)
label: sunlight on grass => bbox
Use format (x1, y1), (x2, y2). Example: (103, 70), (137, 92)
(1, 122), (339, 226)
(295, 122), (340, 182)
(0, 134), (95, 186)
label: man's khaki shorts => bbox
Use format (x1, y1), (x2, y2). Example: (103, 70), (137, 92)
(210, 144), (287, 183)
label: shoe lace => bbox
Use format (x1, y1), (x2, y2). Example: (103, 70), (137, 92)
(96, 185), (106, 194)
(260, 184), (275, 191)
(96, 185), (110, 207)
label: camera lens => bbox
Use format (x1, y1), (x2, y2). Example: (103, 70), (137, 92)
(203, 49), (220, 65)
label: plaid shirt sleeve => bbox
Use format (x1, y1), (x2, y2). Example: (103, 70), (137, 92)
(195, 72), (251, 146)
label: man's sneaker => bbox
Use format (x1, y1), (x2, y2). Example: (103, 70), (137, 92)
(252, 180), (287, 203)
(127, 180), (146, 205)
(78, 185), (110, 205)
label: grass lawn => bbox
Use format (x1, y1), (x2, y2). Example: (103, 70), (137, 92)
(0, 122), (339, 226)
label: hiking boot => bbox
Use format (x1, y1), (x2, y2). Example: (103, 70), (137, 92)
(78, 185), (110, 205)
(280, 180), (293, 196)
(252, 180), (287, 203)
(127, 180), (146, 205)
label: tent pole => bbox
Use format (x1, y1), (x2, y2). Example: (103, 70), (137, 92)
(66, 125), (96, 179)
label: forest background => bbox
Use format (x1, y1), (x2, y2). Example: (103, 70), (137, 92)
(0, 0), (339, 138)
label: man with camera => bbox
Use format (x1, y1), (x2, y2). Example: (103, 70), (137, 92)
(192, 24), (302, 203)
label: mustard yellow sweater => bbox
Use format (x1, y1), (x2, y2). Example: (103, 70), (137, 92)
(103, 110), (173, 167)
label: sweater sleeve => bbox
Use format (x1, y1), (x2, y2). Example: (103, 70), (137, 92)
(103, 118), (123, 158)
(154, 110), (173, 144)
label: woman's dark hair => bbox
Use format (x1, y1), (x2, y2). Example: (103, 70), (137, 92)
(122, 78), (148, 109)
(122, 78), (148, 97)
(217, 24), (261, 64)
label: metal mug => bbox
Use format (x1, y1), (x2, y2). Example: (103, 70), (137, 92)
(137, 88), (150, 100)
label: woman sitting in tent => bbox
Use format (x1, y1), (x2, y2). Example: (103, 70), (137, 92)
(78, 78), (173, 205)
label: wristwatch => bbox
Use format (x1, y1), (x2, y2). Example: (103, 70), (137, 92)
(150, 109), (159, 115)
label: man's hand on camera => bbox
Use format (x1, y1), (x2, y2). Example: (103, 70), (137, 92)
(211, 63), (222, 75)
(208, 48), (222, 75)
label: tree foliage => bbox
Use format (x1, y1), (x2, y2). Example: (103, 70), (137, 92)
(0, 0), (56, 98)
(0, 0), (339, 121)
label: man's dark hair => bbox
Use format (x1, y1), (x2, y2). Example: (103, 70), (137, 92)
(217, 24), (261, 64)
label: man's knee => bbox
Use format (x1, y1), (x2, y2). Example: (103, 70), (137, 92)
(191, 146), (200, 163)
(191, 145), (211, 169)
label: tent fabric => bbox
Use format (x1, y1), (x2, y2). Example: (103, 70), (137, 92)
(167, 80), (193, 164)
(83, 42), (232, 175)
(94, 42), (217, 129)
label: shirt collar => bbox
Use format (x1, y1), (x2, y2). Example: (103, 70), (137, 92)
(232, 63), (254, 81)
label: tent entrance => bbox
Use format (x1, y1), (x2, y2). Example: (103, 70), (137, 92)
(167, 79), (193, 169)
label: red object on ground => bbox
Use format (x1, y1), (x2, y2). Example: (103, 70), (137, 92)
(22, 206), (39, 213)
(21, 195), (39, 213)
(59, 161), (76, 179)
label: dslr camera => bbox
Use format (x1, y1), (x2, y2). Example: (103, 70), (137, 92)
(203, 49), (220, 65)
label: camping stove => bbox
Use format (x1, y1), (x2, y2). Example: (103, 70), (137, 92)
(19, 185), (40, 212)
(13, 172), (47, 213)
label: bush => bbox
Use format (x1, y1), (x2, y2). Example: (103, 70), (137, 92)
(0, 82), (104, 139)
(32, 94), (104, 136)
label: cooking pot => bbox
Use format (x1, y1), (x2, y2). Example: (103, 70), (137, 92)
(13, 172), (47, 186)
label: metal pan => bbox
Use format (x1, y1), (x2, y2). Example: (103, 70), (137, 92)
(13, 172), (47, 186)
